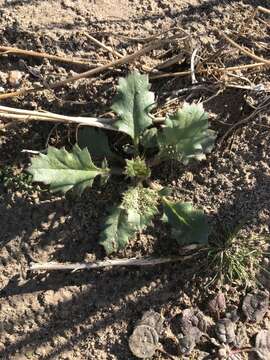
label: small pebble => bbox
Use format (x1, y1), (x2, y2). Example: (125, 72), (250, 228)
(8, 70), (23, 87)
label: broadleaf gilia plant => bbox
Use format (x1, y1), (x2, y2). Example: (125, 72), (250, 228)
(29, 72), (216, 254)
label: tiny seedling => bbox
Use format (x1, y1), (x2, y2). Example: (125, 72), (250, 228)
(28, 72), (216, 254)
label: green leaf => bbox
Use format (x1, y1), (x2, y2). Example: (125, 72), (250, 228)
(112, 72), (155, 142)
(29, 145), (109, 195)
(99, 206), (140, 254)
(157, 103), (216, 164)
(78, 127), (115, 160)
(162, 198), (209, 245)
(100, 186), (159, 254)
(158, 187), (172, 197)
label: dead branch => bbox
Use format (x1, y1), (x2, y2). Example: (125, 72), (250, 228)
(82, 32), (123, 58)
(150, 62), (267, 80)
(190, 47), (199, 84)
(220, 32), (270, 65)
(156, 53), (185, 70)
(0, 105), (116, 130)
(0, 46), (96, 68)
(0, 33), (187, 101)
(29, 255), (192, 272)
(257, 5), (270, 16)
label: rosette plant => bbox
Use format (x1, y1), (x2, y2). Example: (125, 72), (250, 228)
(29, 72), (216, 254)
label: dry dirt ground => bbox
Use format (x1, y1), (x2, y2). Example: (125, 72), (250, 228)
(0, 0), (270, 359)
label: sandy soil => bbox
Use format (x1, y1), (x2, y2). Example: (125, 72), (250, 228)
(0, 0), (270, 359)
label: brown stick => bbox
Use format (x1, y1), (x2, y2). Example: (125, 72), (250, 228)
(83, 33), (123, 58)
(90, 26), (189, 43)
(0, 46), (96, 68)
(150, 62), (267, 80)
(29, 255), (192, 272)
(257, 6), (270, 15)
(0, 34), (187, 101)
(220, 32), (270, 65)
(156, 53), (185, 70)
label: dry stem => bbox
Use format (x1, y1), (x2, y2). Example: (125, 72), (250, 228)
(220, 32), (270, 65)
(29, 255), (191, 272)
(190, 47), (199, 84)
(0, 33), (187, 100)
(150, 62), (267, 80)
(0, 105), (116, 130)
(82, 32), (123, 58)
(257, 5), (270, 16)
(0, 46), (96, 68)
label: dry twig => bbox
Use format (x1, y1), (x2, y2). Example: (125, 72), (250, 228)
(156, 53), (185, 70)
(0, 46), (96, 68)
(150, 62), (267, 80)
(82, 32), (123, 58)
(29, 255), (192, 272)
(0, 105), (115, 130)
(190, 47), (199, 84)
(220, 32), (270, 65)
(0, 34), (187, 101)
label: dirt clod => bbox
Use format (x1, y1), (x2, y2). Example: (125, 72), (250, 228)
(137, 310), (164, 336)
(129, 324), (159, 359)
(215, 319), (236, 345)
(255, 329), (270, 360)
(208, 292), (226, 319)
(178, 333), (197, 355)
(242, 290), (269, 323)
(8, 70), (23, 87)
(180, 308), (211, 334)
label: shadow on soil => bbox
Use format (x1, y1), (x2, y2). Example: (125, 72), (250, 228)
(1, 142), (269, 359)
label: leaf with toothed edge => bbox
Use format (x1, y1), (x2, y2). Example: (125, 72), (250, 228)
(112, 71), (155, 142)
(28, 145), (109, 195)
(162, 199), (209, 245)
(157, 103), (216, 164)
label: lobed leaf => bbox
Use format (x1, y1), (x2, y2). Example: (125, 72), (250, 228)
(112, 72), (155, 142)
(162, 198), (209, 245)
(29, 145), (109, 195)
(157, 103), (216, 164)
